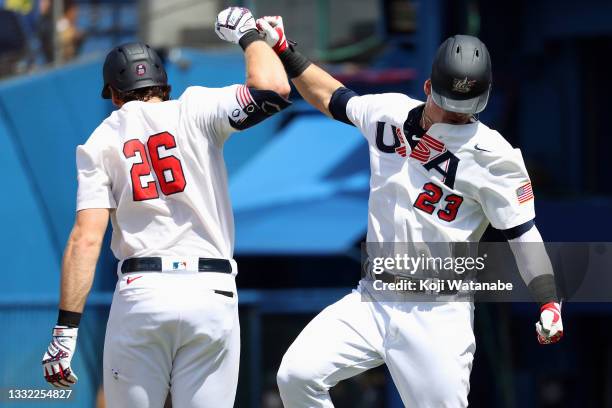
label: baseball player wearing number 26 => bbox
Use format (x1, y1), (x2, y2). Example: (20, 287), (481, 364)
(258, 17), (563, 408)
(40, 7), (290, 408)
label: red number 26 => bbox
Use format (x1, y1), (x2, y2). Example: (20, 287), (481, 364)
(123, 132), (186, 201)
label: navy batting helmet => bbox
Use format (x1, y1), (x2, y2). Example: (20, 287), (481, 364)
(430, 35), (492, 114)
(101, 42), (167, 99)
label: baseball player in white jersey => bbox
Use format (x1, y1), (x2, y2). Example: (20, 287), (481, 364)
(257, 18), (564, 407)
(40, 7), (290, 408)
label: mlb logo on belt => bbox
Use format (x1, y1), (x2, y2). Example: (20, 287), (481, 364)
(172, 261), (187, 270)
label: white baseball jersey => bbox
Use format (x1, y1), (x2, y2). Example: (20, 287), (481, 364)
(277, 91), (534, 408)
(76, 85), (251, 263)
(345, 93), (535, 243)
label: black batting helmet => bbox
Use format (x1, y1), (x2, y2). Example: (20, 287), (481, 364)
(430, 35), (492, 114)
(101, 42), (167, 99)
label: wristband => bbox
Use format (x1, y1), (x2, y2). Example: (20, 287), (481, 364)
(57, 309), (82, 328)
(527, 274), (558, 305)
(279, 48), (312, 78)
(239, 30), (263, 51)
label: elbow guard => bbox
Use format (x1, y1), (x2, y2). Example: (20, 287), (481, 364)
(229, 87), (292, 130)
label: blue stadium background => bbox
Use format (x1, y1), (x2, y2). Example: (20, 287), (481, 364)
(1, 0), (612, 407)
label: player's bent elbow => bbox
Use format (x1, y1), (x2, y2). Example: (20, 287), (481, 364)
(262, 83), (291, 100)
(275, 82), (292, 100)
(69, 227), (105, 251)
(249, 76), (291, 99)
(73, 233), (104, 251)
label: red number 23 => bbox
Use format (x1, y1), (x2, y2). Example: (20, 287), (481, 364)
(413, 182), (463, 222)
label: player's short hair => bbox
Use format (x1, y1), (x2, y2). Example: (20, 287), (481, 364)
(112, 85), (172, 103)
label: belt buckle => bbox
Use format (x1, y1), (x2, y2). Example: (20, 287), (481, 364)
(394, 274), (408, 285)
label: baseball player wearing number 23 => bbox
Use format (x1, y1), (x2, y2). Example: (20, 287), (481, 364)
(257, 17), (563, 408)
(40, 7), (290, 408)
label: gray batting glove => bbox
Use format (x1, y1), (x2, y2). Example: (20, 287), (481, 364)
(215, 6), (258, 44)
(42, 326), (78, 387)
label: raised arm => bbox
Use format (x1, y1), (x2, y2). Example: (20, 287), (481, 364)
(207, 7), (292, 140)
(288, 64), (343, 117)
(215, 7), (290, 98)
(244, 40), (291, 98)
(256, 16), (343, 116)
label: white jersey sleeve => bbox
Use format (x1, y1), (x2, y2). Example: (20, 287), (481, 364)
(475, 147), (535, 230)
(76, 134), (116, 211)
(179, 85), (247, 147)
(345, 93), (418, 144)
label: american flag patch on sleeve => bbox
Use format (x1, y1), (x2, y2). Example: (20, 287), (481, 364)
(516, 182), (534, 204)
(236, 85), (255, 110)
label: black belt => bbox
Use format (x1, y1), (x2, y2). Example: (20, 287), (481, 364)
(121, 257), (232, 274)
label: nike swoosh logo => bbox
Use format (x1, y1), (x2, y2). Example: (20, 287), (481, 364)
(412, 134), (421, 141)
(127, 276), (143, 285)
(474, 144), (491, 152)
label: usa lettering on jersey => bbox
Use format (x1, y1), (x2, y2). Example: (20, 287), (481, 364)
(376, 121), (459, 189)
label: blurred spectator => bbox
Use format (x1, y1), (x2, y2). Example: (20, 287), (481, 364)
(37, 0), (53, 62)
(3, 0), (35, 13)
(57, 0), (83, 60)
(38, 0), (84, 63)
(0, 9), (29, 77)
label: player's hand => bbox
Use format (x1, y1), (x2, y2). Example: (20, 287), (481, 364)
(42, 326), (79, 387)
(536, 302), (563, 344)
(256, 16), (289, 54)
(215, 6), (258, 44)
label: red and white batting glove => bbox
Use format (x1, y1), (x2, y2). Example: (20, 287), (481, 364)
(42, 326), (78, 387)
(536, 302), (563, 344)
(215, 6), (258, 44)
(256, 16), (289, 54)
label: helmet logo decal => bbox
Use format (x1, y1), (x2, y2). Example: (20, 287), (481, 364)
(136, 64), (146, 76)
(452, 77), (477, 93)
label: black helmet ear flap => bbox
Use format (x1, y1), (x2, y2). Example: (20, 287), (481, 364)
(101, 84), (111, 99)
(101, 42), (168, 99)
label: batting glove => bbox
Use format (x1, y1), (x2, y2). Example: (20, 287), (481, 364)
(256, 16), (289, 54)
(215, 6), (258, 45)
(42, 326), (78, 387)
(536, 302), (563, 344)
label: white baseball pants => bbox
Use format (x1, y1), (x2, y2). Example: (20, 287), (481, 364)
(103, 271), (240, 408)
(277, 286), (475, 408)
